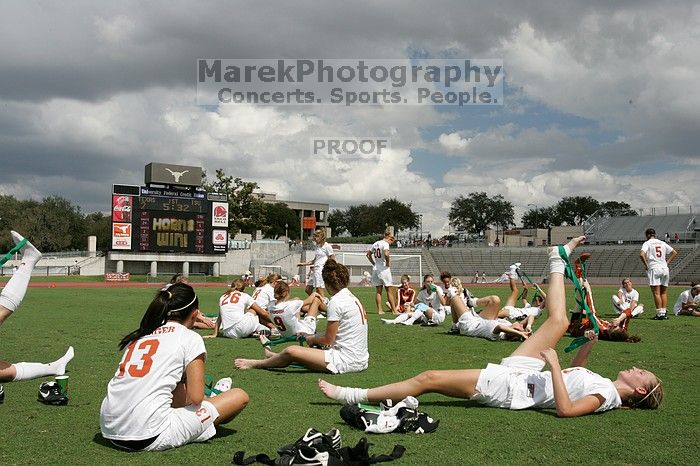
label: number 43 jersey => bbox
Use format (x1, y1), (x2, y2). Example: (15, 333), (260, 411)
(100, 322), (206, 441)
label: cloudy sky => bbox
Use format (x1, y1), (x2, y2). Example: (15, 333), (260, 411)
(1, 0), (698, 234)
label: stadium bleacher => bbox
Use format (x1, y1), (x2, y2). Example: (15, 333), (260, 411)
(586, 214), (696, 244)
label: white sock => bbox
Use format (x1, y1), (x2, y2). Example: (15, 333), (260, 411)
(0, 232), (41, 312)
(394, 313), (411, 324)
(332, 386), (368, 404)
(632, 305), (644, 317)
(402, 315), (418, 325)
(14, 346), (74, 381)
(656, 308), (664, 316)
(548, 245), (571, 275)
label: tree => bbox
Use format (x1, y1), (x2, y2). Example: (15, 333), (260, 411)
(522, 206), (558, 229)
(449, 192), (511, 237)
(554, 196), (600, 226)
(328, 209), (348, 236)
(599, 201), (638, 217)
(202, 169), (267, 236)
(379, 198), (419, 232)
(84, 212), (112, 251)
(490, 195), (515, 243)
(262, 202), (300, 239)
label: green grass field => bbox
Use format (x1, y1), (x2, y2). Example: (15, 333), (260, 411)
(1, 284), (698, 465)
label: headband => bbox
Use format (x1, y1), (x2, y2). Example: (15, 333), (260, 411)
(633, 378), (662, 408)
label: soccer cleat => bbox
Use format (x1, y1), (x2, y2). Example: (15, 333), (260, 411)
(652, 314), (668, 320)
(252, 328), (271, 338)
(37, 381), (68, 406)
(447, 324), (460, 335)
(0, 385), (5, 403)
(278, 427), (342, 457)
(421, 319), (438, 327)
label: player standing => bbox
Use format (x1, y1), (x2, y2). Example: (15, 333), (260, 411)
(297, 229), (335, 298)
(639, 228), (677, 320)
(366, 229), (396, 315)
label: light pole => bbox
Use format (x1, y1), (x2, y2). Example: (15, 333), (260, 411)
(285, 223), (288, 240)
(418, 214), (423, 244)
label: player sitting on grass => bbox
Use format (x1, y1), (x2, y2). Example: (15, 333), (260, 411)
(1, 231), (74, 383)
(673, 282), (700, 316)
(234, 259), (369, 374)
(447, 278), (530, 341)
(100, 283), (249, 451)
(612, 278), (644, 318)
(320, 236), (664, 417)
(381, 274), (445, 326)
(497, 263), (547, 333)
(267, 282), (324, 339)
(388, 274), (415, 314)
(205, 279), (276, 340)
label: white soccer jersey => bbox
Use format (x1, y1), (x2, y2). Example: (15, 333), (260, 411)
(641, 239), (674, 269)
(674, 289), (700, 315)
(417, 286), (444, 310)
(314, 243), (335, 270)
(369, 240), (391, 271)
(100, 322), (206, 440)
(267, 299), (305, 337)
(327, 288), (369, 367)
(617, 288), (640, 306)
(510, 366), (621, 412)
(252, 283), (275, 309)
(219, 290), (255, 331)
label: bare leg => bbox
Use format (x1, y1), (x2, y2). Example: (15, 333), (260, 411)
(478, 295), (503, 320)
(315, 287), (325, 298)
(209, 388), (250, 425)
(510, 236), (585, 359)
(650, 285), (662, 309)
(235, 345), (329, 372)
(386, 286), (397, 313)
(660, 285), (668, 309)
(305, 285), (314, 296)
(506, 277), (519, 307)
(375, 286), (384, 314)
(319, 369), (481, 404)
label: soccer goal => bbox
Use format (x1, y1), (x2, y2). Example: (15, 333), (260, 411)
(338, 252), (422, 284)
(257, 265), (283, 280)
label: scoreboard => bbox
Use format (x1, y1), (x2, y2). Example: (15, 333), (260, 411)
(111, 185), (229, 254)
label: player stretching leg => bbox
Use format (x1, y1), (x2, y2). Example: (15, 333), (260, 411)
(320, 236), (664, 417)
(0, 231), (75, 383)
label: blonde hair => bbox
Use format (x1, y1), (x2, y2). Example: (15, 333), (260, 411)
(313, 228), (326, 244)
(230, 279), (246, 292)
(630, 377), (664, 410)
(401, 274), (411, 282)
(450, 277), (463, 295)
(274, 281), (290, 300)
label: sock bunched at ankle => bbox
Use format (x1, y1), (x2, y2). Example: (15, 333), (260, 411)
(333, 386), (368, 404)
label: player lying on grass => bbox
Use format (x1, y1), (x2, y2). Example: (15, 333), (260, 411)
(611, 278), (644, 318)
(673, 282), (700, 316)
(447, 278), (530, 341)
(100, 283), (249, 451)
(497, 264), (547, 333)
(0, 231), (75, 383)
(320, 236), (664, 417)
(234, 259), (369, 374)
(205, 279), (275, 339)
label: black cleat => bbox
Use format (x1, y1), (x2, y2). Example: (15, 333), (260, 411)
(652, 314), (669, 320)
(37, 381), (68, 406)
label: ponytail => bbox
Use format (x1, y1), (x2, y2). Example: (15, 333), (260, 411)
(118, 283), (199, 350)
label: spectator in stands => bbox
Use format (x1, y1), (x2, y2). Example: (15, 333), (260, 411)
(473, 271), (479, 283)
(481, 272), (487, 283)
(612, 278), (644, 318)
(639, 228), (678, 320)
(665, 232), (671, 243)
(674, 232), (680, 243)
(673, 282), (700, 316)
(366, 229), (397, 315)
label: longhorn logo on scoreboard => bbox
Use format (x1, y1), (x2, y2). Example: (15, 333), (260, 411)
(112, 223), (132, 250)
(112, 195), (132, 222)
(212, 202), (229, 227)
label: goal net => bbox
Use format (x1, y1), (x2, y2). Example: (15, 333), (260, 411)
(338, 252), (422, 285)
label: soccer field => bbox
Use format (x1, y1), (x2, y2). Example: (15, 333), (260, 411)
(1, 284), (698, 465)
